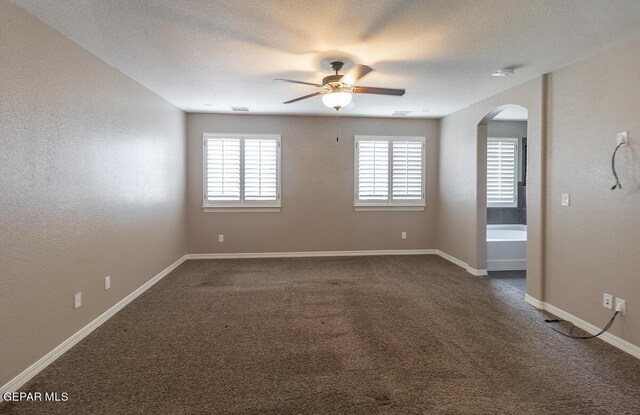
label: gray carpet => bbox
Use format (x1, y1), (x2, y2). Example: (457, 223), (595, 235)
(487, 270), (527, 293)
(2, 256), (639, 414)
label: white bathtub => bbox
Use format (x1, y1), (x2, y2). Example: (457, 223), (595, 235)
(487, 224), (527, 271)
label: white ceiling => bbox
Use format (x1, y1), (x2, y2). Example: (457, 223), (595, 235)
(493, 106), (528, 121)
(12, 0), (640, 118)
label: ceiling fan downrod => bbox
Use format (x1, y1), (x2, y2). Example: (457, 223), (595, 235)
(330, 61), (344, 75)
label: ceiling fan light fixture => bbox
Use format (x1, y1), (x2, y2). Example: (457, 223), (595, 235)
(322, 91), (352, 111)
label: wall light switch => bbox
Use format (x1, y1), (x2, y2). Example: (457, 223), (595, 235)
(74, 292), (82, 309)
(104, 276), (111, 290)
(218, 234), (224, 243)
(617, 131), (628, 146)
(561, 193), (570, 207)
(401, 232), (407, 240)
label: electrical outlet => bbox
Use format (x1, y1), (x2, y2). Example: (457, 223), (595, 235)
(616, 131), (628, 146)
(615, 298), (626, 315)
(104, 276), (111, 290)
(74, 292), (82, 309)
(603, 293), (613, 310)
(218, 234), (224, 243)
(401, 231), (407, 240)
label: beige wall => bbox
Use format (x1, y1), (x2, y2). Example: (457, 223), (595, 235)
(545, 38), (640, 345)
(437, 78), (544, 297)
(187, 114), (439, 253)
(438, 36), (640, 347)
(487, 121), (527, 139)
(3, 0), (640, 388)
(0, 1), (187, 387)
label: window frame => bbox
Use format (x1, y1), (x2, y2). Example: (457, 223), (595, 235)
(487, 137), (519, 208)
(202, 133), (281, 212)
(354, 135), (426, 211)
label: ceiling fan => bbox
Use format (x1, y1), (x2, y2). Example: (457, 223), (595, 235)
(275, 61), (406, 111)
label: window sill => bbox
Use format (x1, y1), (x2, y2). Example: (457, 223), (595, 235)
(354, 205), (426, 212)
(202, 206), (281, 213)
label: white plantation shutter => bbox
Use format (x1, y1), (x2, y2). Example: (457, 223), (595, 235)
(487, 138), (518, 207)
(392, 140), (423, 200)
(244, 138), (278, 201)
(357, 140), (389, 200)
(205, 137), (240, 201)
(203, 134), (280, 208)
(355, 136), (425, 206)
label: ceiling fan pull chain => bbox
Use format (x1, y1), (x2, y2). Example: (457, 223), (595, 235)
(336, 110), (340, 142)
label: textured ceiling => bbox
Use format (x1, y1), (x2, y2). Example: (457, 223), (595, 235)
(12, 0), (640, 118)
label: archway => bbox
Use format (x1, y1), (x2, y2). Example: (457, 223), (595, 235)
(476, 104), (538, 297)
(478, 105), (529, 292)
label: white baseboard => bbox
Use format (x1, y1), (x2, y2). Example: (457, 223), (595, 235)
(188, 250), (493, 277)
(524, 294), (544, 309)
(466, 267), (488, 277)
(1, 248), (437, 398)
(8, 249), (636, 400)
(187, 249), (437, 260)
(3, 248), (440, 397)
(436, 250), (487, 276)
(0, 255), (189, 398)
(487, 259), (527, 271)
(524, 294), (640, 359)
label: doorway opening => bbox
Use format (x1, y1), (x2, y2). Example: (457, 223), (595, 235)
(483, 106), (528, 292)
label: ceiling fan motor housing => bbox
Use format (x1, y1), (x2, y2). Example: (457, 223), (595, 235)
(330, 61), (345, 73)
(322, 74), (346, 91)
(324, 61), (348, 91)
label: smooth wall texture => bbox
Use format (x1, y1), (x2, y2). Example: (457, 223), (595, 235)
(545, 37), (640, 345)
(0, 1), (187, 387)
(187, 114), (439, 253)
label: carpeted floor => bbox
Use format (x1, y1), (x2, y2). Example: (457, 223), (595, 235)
(2, 256), (639, 414)
(487, 270), (527, 293)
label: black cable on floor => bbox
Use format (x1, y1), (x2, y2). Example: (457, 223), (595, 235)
(544, 311), (619, 340)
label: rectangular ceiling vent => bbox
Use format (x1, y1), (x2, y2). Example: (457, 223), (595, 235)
(231, 106), (249, 112)
(392, 111), (412, 116)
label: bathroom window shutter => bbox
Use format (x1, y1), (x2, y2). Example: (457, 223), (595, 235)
(357, 139), (389, 201)
(205, 137), (241, 201)
(487, 138), (518, 207)
(392, 140), (423, 200)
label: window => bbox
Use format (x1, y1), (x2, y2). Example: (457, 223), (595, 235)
(203, 134), (280, 211)
(354, 136), (425, 209)
(487, 137), (518, 207)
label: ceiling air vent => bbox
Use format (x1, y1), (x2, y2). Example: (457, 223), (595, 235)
(491, 67), (515, 77)
(231, 106), (249, 112)
(392, 111), (412, 116)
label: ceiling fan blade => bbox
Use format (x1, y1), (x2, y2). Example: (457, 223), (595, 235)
(283, 91), (324, 104)
(341, 65), (373, 85)
(274, 78), (323, 87)
(352, 86), (405, 96)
